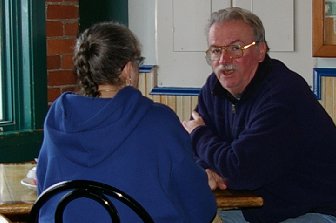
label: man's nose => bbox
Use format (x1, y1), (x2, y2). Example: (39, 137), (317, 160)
(218, 49), (233, 63)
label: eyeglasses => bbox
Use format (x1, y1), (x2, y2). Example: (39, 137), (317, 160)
(205, 41), (257, 64)
(134, 56), (145, 66)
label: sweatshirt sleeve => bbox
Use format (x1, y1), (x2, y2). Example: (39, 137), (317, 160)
(156, 106), (217, 222)
(170, 151), (217, 222)
(36, 141), (48, 195)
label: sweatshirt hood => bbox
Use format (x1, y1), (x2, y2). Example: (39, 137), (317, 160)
(43, 87), (152, 167)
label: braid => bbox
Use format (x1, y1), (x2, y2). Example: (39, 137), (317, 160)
(73, 30), (100, 96)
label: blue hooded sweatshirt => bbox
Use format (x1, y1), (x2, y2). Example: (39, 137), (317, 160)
(36, 86), (217, 223)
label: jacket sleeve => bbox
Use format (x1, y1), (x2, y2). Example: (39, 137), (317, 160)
(191, 85), (300, 190)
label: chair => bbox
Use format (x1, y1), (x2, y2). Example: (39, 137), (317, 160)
(29, 180), (154, 223)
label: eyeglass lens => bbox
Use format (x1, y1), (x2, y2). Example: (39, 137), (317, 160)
(206, 41), (256, 62)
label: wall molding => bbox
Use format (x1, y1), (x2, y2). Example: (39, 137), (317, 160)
(313, 68), (336, 100)
(139, 65), (201, 96)
(150, 87), (200, 96)
(139, 65), (155, 73)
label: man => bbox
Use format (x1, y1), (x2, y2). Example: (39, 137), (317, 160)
(183, 7), (336, 223)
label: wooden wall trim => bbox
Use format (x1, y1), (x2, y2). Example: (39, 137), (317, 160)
(313, 68), (336, 100)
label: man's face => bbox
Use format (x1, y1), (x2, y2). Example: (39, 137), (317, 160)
(208, 20), (266, 96)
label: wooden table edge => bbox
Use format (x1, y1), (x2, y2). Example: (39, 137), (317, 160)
(0, 203), (32, 215)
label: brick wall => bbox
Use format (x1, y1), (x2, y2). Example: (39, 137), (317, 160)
(45, 0), (79, 105)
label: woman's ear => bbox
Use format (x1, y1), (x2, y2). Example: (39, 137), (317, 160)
(121, 60), (139, 88)
(121, 61), (134, 86)
(121, 61), (133, 79)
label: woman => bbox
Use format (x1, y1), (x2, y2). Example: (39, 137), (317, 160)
(36, 21), (217, 222)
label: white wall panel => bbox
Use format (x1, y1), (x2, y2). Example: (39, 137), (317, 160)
(234, 0), (294, 51)
(211, 0), (231, 13)
(129, 0), (156, 65)
(156, 0), (212, 87)
(173, 0), (210, 51)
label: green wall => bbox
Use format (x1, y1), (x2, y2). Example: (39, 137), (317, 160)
(79, 0), (128, 32)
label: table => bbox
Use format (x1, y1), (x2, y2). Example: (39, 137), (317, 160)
(0, 162), (36, 222)
(0, 162), (263, 222)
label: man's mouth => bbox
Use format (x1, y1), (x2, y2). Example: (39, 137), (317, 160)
(223, 69), (234, 75)
(217, 64), (235, 75)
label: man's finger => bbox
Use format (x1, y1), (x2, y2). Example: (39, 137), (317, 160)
(191, 111), (200, 120)
(206, 169), (218, 190)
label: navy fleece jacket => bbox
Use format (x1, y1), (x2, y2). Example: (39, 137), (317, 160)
(192, 55), (336, 223)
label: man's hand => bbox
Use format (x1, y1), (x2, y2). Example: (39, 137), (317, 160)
(206, 169), (227, 190)
(182, 111), (205, 134)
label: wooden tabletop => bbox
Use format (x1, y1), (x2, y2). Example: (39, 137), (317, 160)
(214, 189), (263, 209)
(0, 162), (263, 220)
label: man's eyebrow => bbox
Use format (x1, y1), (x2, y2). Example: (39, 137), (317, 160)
(209, 40), (244, 47)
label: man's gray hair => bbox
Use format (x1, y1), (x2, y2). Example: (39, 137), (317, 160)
(206, 7), (269, 50)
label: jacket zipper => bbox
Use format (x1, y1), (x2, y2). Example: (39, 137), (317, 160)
(232, 103), (236, 114)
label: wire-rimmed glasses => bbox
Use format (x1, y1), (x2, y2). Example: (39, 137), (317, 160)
(134, 56), (145, 67)
(205, 41), (257, 64)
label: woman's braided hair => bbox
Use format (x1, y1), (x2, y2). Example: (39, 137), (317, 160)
(73, 21), (141, 97)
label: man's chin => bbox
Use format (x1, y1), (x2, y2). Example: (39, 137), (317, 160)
(218, 79), (237, 91)
(218, 73), (235, 83)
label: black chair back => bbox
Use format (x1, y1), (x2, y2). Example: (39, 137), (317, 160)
(29, 180), (154, 223)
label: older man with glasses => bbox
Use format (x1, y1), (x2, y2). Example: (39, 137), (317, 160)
(183, 7), (336, 223)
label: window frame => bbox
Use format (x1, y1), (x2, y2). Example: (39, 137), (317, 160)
(0, 0), (47, 162)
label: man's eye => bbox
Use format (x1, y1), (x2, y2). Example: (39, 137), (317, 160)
(211, 48), (222, 54)
(228, 45), (241, 51)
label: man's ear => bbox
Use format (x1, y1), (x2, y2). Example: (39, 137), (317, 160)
(257, 42), (267, 62)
